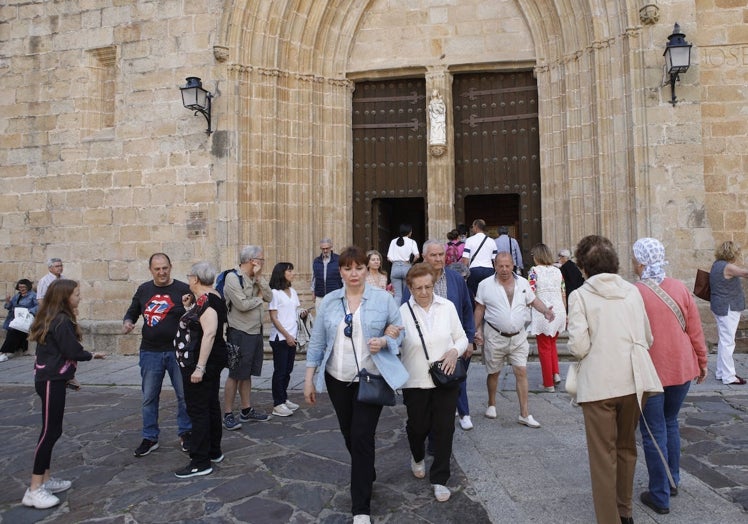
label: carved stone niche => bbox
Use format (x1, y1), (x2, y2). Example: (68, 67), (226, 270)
(639, 4), (660, 26)
(213, 46), (229, 62)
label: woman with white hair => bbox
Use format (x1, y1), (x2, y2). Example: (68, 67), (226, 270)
(632, 237), (708, 515)
(175, 261), (228, 478)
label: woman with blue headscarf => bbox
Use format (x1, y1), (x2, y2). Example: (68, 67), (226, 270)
(632, 238), (708, 515)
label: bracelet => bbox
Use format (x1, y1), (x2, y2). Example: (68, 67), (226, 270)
(195, 364), (206, 373)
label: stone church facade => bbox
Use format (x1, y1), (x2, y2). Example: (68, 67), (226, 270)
(1, 1), (746, 352)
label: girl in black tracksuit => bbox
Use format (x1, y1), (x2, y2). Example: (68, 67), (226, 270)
(23, 279), (104, 509)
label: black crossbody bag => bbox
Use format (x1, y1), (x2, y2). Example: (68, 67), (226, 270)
(406, 301), (466, 388)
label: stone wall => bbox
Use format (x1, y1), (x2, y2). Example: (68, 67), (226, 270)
(1, 0), (746, 353)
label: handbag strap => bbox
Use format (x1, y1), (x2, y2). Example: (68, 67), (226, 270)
(341, 298), (362, 379)
(641, 279), (686, 332)
(405, 301), (430, 362)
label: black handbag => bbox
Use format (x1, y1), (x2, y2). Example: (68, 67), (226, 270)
(406, 302), (467, 388)
(341, 299), (396, 406)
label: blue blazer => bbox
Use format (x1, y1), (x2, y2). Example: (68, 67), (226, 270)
(306, 285), (408, 392)
(402, 268), (475, 343)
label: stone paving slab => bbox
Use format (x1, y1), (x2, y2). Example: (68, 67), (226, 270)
(0, 353), (746, 523)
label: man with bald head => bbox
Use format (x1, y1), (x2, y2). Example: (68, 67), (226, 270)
(474, 252), (555, 429)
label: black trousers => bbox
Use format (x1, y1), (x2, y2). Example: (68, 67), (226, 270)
(466, 266), (495, 300)
(33, 380), (67, 475)
(1, 327), (29, 354)
(403, 385), (459, 485)
(182, 365), (223, 468)
(325, 372), (383, 516)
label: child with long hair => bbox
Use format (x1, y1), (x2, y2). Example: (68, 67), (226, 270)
(23, 279), (105, 509)
(268, 262), (307, 417)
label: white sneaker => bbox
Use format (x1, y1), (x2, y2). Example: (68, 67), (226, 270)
(518, 414), (541, 428)
(0, 353), (9, 362)
(459, 415), (473, 430)
(285, 400), (299, 411)
(432, 483), (451, 502)
(484, 405), (497, 419)
(353, 514), (371, 524)
(272, 404), (294, 417)
(22, 487), (60, 509)
(411, 457), (426, 479)
(42, 477), (71, 493)
(541, 385), (555, 393)
(553, 373), (562, 384)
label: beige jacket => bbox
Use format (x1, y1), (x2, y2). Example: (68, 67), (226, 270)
(223, 269), (272, 334)
(567, 273), (662, 404)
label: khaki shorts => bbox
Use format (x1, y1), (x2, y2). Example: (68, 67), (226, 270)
(483, 327), (529, 373)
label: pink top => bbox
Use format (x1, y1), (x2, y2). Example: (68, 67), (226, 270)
(635, 277), (708, 387)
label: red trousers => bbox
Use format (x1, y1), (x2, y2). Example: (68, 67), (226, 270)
(536, 333), (559, 387)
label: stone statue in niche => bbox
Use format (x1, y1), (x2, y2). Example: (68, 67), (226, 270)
(428, 89), (447, 155)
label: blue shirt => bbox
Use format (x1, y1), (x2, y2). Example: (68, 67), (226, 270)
(306, 285), (409, 392)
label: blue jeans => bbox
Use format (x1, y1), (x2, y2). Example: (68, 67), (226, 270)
(456, 355), (471, 416)
(390, 262), (410, 305)
(139, 350), (191, 441)
(640, 380), (691, 508)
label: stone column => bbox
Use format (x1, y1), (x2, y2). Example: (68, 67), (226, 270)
(425, 67), (455, 243)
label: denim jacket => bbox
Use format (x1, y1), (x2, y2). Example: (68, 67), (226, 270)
(306, 285), (409, 392)
(4, 291), (38, 330)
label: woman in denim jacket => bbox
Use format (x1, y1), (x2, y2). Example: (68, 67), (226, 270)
(1, 278), (38, 361)
(304, 246), (408, 524)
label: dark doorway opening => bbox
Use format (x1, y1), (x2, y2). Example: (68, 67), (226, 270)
(371, 197), (426, 270)
(464, 194), (520, 238)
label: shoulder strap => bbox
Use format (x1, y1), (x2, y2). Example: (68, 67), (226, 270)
(406, 301), (430, 361)
(341, 298), (361, 376)
(641, 279), (686, 331)
(469, 235), (489, 267)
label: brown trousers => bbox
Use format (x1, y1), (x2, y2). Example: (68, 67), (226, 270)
(581, 394), (641, 524)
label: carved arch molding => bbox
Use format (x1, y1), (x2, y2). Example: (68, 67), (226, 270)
(215, 0), (648, 265)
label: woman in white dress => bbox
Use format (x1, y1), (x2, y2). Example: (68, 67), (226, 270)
(527, 243), (567, 391)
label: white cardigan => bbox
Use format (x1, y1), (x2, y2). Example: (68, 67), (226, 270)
(399, 295), (468, 389)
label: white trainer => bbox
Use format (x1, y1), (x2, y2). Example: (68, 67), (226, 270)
(459, 415), (473, 430)
(484, 405), (497, 419)
(553, 373), (562, 384)
(272, 404), (294, 417)
(433, 483), (451, 502)
(353, 514), (371, 524)
(0, 353), (9, 362)
(411, 457), (426, 479)
(518, 414), (541, 428)
(42, 477), (72, 493)
(285, 400), (299, 411)
(22, 487), (60, 509)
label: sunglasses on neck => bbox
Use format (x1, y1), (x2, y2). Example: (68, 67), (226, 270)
(344, 313), (353, 338)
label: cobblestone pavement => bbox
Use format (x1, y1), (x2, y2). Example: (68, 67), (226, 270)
(0, 352), (745, 523)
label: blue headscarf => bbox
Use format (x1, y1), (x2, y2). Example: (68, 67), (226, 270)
(633, 237), (667, 284)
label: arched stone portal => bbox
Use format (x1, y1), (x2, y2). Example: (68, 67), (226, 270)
(215, 0), (649, 274)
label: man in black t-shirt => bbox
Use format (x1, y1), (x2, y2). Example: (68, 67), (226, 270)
(123, 253), (192, 457)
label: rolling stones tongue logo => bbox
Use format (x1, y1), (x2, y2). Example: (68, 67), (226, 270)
(144, 294), (176, 327)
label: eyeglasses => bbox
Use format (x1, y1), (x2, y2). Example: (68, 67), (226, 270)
(344, 313), (353, 338)
(252, 258), (265, 262)
(186, 274), (194, 279)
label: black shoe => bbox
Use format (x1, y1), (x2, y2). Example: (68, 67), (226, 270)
(640, 491), (669, 514)
(620, 517), (634, 524)
(210, 453), (225, 463)
(180, 432), (191, 453)
(134, 439), (159, 457)
(670, 485), (678, 497)
(174, 463), (213, 479)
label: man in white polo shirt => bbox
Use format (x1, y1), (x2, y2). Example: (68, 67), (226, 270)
(460, 219), (497, 299)
(474, 252), (555, 428)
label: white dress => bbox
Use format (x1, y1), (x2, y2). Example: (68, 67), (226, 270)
(528, 265), (566, 336)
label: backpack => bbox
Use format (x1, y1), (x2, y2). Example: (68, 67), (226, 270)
(445, 241), (463, 266)
(215, 269), (243, 302)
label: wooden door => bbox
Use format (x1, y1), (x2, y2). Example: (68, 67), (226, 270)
(352, 79), (427, 254)
(453, 72), (540, 263)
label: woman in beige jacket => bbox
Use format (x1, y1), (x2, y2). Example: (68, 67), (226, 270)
(567, 235), (662, 524)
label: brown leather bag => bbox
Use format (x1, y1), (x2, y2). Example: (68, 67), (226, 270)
(693, 269), (711, 301)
